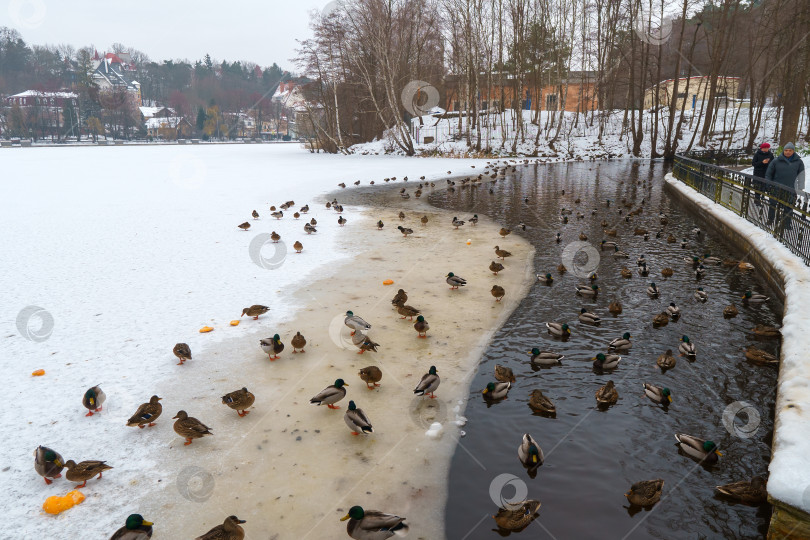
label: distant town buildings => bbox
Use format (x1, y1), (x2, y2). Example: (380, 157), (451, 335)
(643, 76), (741, 111)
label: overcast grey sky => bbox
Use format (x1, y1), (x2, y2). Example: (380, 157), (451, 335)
(2, 0), (330, 71)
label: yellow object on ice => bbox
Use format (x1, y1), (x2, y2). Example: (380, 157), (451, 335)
(199, 326), (214, 333)
(383, 280), (394, 286)
(31, 369), (45, 376)
(230, 320), (240, 326)
(43, 490), (85, 515)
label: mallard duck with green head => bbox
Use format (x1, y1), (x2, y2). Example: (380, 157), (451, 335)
(538, 272), (553, 284)
(482, 381), (511, 400)
(609, 333), (632, 351)
(528, 348), (564, 366)
(413, 315), (429, 338)
(625, 479), (664, 507)
(742, 290), (769, 304)
(446, 272), (467, 289)
(593, 353), (621, 370)
(576, 284), (599, 297)
(221, 388), (255, 417)
(110, 514), (154, 540)
(345, 311), (372, 335)
(414, 366), (440, 398)
(578, 308), (600, 324)
(195, 515), (246, 540)
(260, 334), (284, 360)
(675, 433), (721, 463)
(82, 385), (106, 416)
(126, 395), (162, 428)
(172, 411), (212, 445)
(667, 302), (680, 319)
(613, 246), (629, 258)
(716, 476), (767, 504)
(694, 287), (708, 302)
(341, 506), (408, 539)
(643, 383), (672, 405)
(35, 445), (64, 484)
(679, 336), (696, 359)
(310, 379), (348, 409)
(647, 282), (659, 297)
(518, 433), (544, 474)
(344, 401), (373, 436)
(545, 322), (571, 338)
(64, 459), (113, 488)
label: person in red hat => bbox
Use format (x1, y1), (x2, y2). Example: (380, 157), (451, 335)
(751, 142), (774, 206)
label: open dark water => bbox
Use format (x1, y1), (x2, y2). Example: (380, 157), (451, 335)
(428, 161), (781, 540)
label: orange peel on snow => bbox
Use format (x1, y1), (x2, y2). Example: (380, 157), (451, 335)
(199, 326), (214, 333)
(230, 320), (240, 326)
(383, 279), (394, 286)
(43, 490), (85, 515)
(31, 369), (45, 376)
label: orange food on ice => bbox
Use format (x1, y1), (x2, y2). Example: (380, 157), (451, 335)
(383, 280), (394, 285)
(230, 320), (239, 326)
(31, 369), (45, 376)
(42, 490), (85, 515)
(199, 326), (214, 333)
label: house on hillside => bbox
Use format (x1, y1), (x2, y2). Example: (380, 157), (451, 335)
(2, 90), (79, 139)
(145, 116), (192, 140)
(91, 51), (142, 106)
(444, 71), (599, 114)
(139, 106), (176, 121)
(643, 76), (741, 111)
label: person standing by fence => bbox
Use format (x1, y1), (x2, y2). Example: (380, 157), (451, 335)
(765, 142), (805, 230)
(751, 142), (774, 205)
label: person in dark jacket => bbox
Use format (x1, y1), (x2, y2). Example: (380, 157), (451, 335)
(764, 142), (805, 230)
(751, 142), (774, 206)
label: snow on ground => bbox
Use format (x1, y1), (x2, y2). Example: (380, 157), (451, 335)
(665, 173), (810, 514)
(0, 143), (499, 538)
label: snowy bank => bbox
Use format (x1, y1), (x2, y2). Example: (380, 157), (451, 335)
(664, 173), (810, 534)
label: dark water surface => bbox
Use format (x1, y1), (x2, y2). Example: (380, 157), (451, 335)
(428, 161), (781, 540)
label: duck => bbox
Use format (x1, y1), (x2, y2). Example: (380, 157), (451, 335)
(666, 302), (680, 319)
(300, 205), (309, 213)
(126, 395), (163, 428)
(612, 246), (629, 258)
(237, 222), (250, 231)
(344, 401), (373, 435)
(310, 379), (348, 409)
(643, 383), (672, 405)
(395, 302), (421, 320)
(681, 239), (688, 248)
(679, 335), (696, 359)
(604, 229), (618, 236)
(452, 217), (465, 229)
(620, 267), (632, 278)
(579, 232), (588, 241)
(482, 381), (511, 400)
(341, 506), (408, 539)
(34, 445), (64, 485)
(647, 282), (659, 297)
(538, 272), (553, 284)
(293, 240), (303, 253)
(398, 211), (405, 220)
(634, 227), (648, 236)
(469, 214), (479, 226)
(413, 315), (429, 338)
(414, 366), (440, 398)
(593, 353), (621, 370)
(173, 343), (192, 365)
(576, 284), (600, 297)
(579, 308), (601, 324)
(492, 500), (541, 531)
(694, 287), (708, 302)
(446, 272), (467, 289)
(82, 385), (106, 416)
(695, 264), (705, 278)
(291, 331), (306, 353)
(338, 216), (347, 226)
(358, 366), (382, 388)
(637, 254), (647, 266)
(528, 389), (556, 414)
(752, 325), (781, 338)
(494, 246), (512, 259)
(241, 305), (270, 320)
(293, 212), (301, 219)
(391, 289), (407, 307)
(529, 347), (564, 366)
(601, 240), (617, 250)
(716, 476), (767, 504)
(609, 332), (632, 351)
(64, 459), (113, 488)
(685, 255), (700, 267)
(397, 225), (413, 237)
(661, 267), (674, 277)
(251, 210), (259, 220)
(638, 263), (649, 276)
(500, 228), (512, 237)
(723, 304), (738, 318)
(376, 220), (384, 231)
(555, 232), (562, 243)
(742, 290), (769, 304)
(172, 411), (212, 445)
(304, 223), (317, 234)
(703, 254), (722, 265)
(667, 234), (677, 243)
(270, 231), (281, 243)
(557, 263), (567, 273)
(491, 285), (506, 302)
(657, 349), (676, 370)
(195, 516), (246, 540)
(352, 331), (379, 354)
(345, 311), (371, 335)
(110, 514), (154, 540)
(595, 380), (619, 405)
(738, 261), (756, 271)
(518, 433), (544, 473)
(271, 210), (283, 219)
(421, 215), (429, 226)
(221, 388), (255, 417)
(745, 347), (778, 365)
(675, 433), (721, 463)
(587, 271), (598, 282)
(625, 479), (664, 507)
(259, 334), (284, 360)
(490, 261), (505, 275)
(494, 364), (516, 383)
